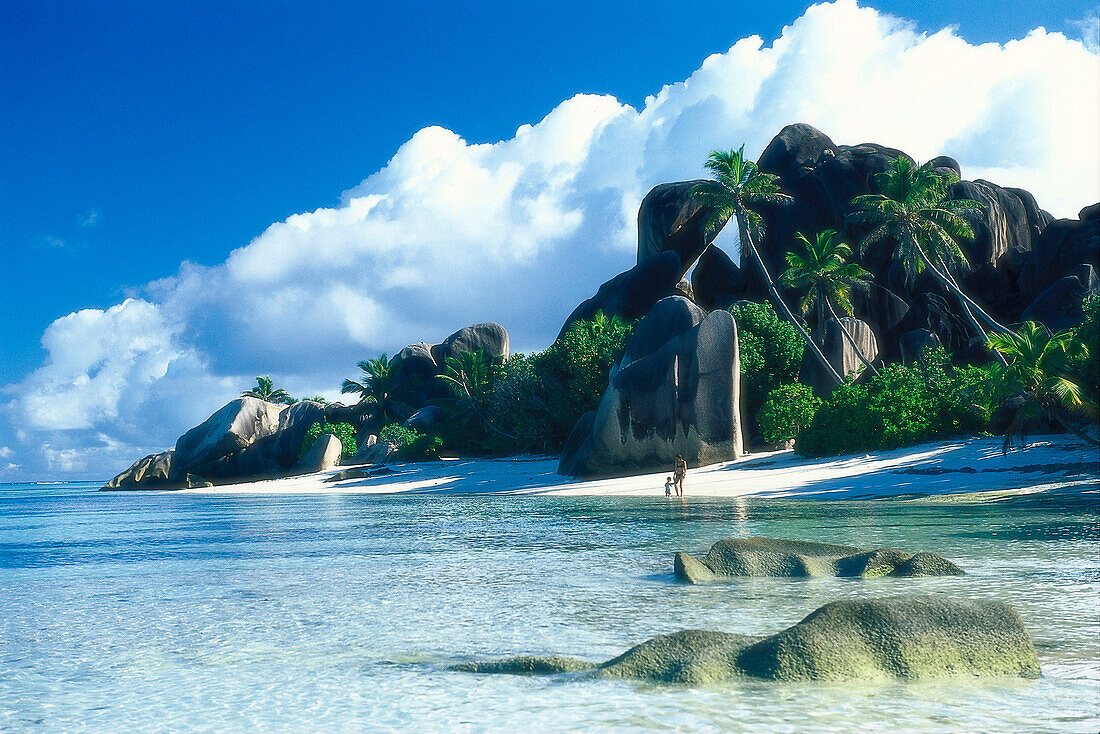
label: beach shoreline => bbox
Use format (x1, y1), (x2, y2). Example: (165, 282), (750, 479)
(177, 433), (1099, 499)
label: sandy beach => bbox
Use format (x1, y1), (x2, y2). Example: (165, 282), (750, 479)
(181, 433), (1099, 499)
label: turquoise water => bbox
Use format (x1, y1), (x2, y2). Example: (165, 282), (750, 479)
(1, 482), (1098, 733)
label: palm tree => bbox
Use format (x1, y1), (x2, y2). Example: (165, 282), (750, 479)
(242, 375), (294, 404)
(436, 350), (517, 439)
(987, 321), (1097, 452)
(781, 229), (880, 378)
(693, 146), (844, 386)
(849, 157), (1006, 347)
(341, 355), (404, 426)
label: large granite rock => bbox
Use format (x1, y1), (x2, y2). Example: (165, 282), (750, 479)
(800, 317), (879, 394)
(1020, 266), (1098, 332)
(556, 252), (683, 340)
(170, 397), (284, 481)
(454, 596), (1039, 683)
(272, 400), (326, 467)
(690, 246), (748, 311)
(559, 296), (743, 477)
(673, 537), (964, 583)
(294, 433), (343, 473)
(438, 322), (510, 364)
(637, 181), (729, 280)
(102, 450), (175, 489)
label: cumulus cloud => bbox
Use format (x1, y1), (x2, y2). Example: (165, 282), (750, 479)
(3, 0), (1098, 480)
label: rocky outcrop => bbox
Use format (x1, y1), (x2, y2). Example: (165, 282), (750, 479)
(799, 317), (880, 393)
(390, 323), (512, 408)
(559, 296), (743, 477)
(273, 400), (326, 467)
(170, 397), (284, 481)
(690, 246), (746, 311)
(437, 322), (510, 364)
(295, 433), (342, 473)
(454, 596), (1039, 683)
(637, 181), (729, 280)
(672, 538), (964, 583)
(102, 450), (175, 489)
(557, 252), (682, 340)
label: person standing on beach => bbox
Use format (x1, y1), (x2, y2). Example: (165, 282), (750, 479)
(673, 454), (687, 496)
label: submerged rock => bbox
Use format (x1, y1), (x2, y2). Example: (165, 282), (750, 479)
(456, 596), (1039, 684)
(673, 537), (964, 583)
(450, 656), (593, 675)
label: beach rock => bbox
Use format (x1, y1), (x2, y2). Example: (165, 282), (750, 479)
(637, 181), (728, 280)
(295, 433), (342, 473)
(898, 328), (942, 365)
(389, 342), (445, 406)
(403, 405), (445, 432)
(272, 400), (326, 467)
(438, 322), (510, 363)
(460, 596), (1039, 684)
(673, 537), (964, 582)
(800, 317), (879, 394)
(557, 252), (682, 340)
(170, 397), (284, 481)
(450, 656), (593, 675)
(350, 436), (398, 465)
(323, 400), (374, 430)
(1020, 267), (1097, 332)
(101, 450), (175, 490)
(559, 296), (743, 477)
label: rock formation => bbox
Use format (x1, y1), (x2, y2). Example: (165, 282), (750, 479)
(672, 538), (964, 582)
(559, 296), (743, 477)
(556, 252), (682, 340)
(390, 323), (511, 409)
(452, 596), (1039, 683)
(295, 433), (342, 473)
(799, 317), (880, 394)
(169, 397), (284, 481)
(636, 181), (729, 281)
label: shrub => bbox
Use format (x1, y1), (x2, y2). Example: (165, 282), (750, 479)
(298, 421), (358, 460)
(379, 424), (443, 461)
(1074, 295), (1099, 407)
(758, 383), (821, 446)
(796, 350), (993, 457)
(729, 302), (804, 418)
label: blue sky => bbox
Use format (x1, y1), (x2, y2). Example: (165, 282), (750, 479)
(1, 1), (1097, 479)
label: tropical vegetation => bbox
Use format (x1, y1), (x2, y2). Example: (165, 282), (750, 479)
(298, 421), (358, 460)
(242, 375), (294, 405)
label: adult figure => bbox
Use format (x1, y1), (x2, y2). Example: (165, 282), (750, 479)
(673, 454), (687, 496)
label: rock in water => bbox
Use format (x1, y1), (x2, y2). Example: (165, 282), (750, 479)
(295, 433), (343, 473)
(101, 450), (175, 490)
(450, 656), (593, 675)
(734, 597), (1039, 681)
(558, 296), (743, 477)
(460, 597), (1039, 683)
(170, 397), (284, 481)
(673, 537), (964, 582)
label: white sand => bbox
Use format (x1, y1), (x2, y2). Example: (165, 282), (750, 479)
(181, 434), (1099, 499)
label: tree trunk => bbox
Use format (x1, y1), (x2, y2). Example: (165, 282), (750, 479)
(825, 299), (881, 377)
(736, 216), (844, 386)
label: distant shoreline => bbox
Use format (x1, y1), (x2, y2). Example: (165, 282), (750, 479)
(172, 433), (1098, 499)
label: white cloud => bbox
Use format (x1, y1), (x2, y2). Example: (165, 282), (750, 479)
(1070, 7), (1100, 52)
(3, 0), (1098, 480)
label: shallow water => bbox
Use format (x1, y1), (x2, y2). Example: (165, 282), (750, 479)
(1, 483), (1098, 733)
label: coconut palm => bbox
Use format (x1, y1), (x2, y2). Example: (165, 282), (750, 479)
(436, 350), (517, 439)
(693, 146), (844, 386)
(987, 321), (1097, 452)
(341, 355), (404, 426)
(849, 157), (1006, 346)
(242, 375), (294, 405)
(780, 229), (879, 377)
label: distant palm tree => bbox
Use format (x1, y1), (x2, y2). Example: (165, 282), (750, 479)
(693, 146), (843, 386)
(242, 375), (294, 405)
(849, 157), (1004, 345)
(987, 321), (1097, 452)
(781, 229), (879, 377)
(341, 355), (403, 426)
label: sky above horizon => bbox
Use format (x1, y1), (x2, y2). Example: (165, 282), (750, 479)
(2, 0), (1098, 480)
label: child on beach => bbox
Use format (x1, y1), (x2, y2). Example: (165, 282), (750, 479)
(664, 477), (673, 497)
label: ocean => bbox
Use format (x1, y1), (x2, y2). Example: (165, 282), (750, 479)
(1, 482), (1097, 732)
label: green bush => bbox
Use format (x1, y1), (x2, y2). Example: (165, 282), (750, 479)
(758, 383), (821, 446)
(796, 350), (994, 457)
(729, 302), (804, 418)
(1074, 295), (1099, 407)
(298, 421), (358, 460)
(379, 424), (443, 461)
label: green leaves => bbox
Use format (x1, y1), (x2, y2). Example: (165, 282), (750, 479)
(758, 383), (821, 446)
(242, 375), (295, 405)
(297, 421), (358, 460)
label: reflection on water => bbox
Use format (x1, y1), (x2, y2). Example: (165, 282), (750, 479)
(1, 483), (1098, 732)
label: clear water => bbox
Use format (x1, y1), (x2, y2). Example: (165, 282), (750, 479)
(1, 482), (1098, 733)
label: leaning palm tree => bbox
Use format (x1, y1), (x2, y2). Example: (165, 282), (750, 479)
(780, 229), (879, 377)
(849, 157), (1006, 345)
(242, 375), (294, 404)
(341, 355), (403, 426)
(693, 146), (843, 386)
(987, 321), (1097, 452)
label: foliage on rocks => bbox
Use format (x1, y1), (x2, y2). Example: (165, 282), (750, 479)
(729, 302), (804, 419)
(298, 421), (358, 460)
(379, 424), (443, 461)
